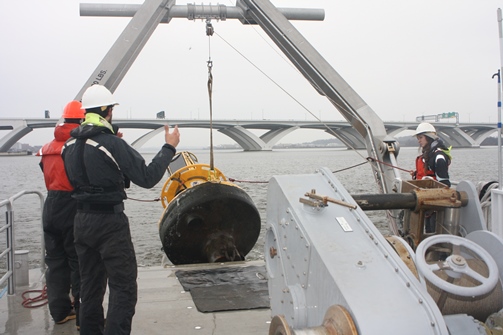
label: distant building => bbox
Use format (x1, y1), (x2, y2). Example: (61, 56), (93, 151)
(7, 142), (37, 154)
(11, 142), (22, 150)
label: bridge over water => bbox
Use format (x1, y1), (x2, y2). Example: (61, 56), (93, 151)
(0, 118), (498, 152)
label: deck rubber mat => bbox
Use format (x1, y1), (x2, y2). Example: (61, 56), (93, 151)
(175, 265), (269, 312)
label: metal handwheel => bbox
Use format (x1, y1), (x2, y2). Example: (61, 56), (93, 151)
(415, 234), (499, 297)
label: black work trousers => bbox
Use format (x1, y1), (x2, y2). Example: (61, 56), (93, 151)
(74, 209), (138, 335)
(43, 190), (80, 323)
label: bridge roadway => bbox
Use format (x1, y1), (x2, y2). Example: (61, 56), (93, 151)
(0, 118), (498, 152)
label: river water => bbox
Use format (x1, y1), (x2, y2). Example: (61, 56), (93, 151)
(0, 146), (500, 269)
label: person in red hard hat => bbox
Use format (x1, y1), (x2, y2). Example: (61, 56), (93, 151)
(37, 100), (85, 329)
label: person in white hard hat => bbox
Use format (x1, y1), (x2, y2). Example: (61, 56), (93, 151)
(411, 122), (452, 187)
(411, 122), (452, 232)
(62, 84), (180, 335)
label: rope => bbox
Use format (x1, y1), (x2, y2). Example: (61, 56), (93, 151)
(228, 159), (372, 184)
(477, 181), (499, 231)
(228, 178), (269, 184)
(215, 32), (325, 126)
(126, 196), (160, 202)
(21, 285), (48, 308)
(366, 156), (414, 174)
(332, 160), (369, 173)
(214, 25), (401, 194)
(214, 30), (394, 192)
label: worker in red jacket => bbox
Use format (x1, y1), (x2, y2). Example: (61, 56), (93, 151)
(37, 100), (84, 329)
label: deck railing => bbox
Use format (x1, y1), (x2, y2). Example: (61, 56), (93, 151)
(0, 191), (45, 295)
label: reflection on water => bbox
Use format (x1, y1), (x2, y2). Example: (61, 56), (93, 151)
(0, 147), (499, 268)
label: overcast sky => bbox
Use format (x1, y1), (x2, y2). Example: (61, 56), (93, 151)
(1, 0), (503, 147)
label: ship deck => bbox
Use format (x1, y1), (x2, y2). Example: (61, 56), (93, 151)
(0, 260), (272, 335)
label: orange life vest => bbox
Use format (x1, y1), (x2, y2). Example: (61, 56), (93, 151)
(37, 123), (78, 191)
(414, 155), (436, 181)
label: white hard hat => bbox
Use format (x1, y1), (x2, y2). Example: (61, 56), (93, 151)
(414, 122), (436, 136)
(81, 85), (119, 110)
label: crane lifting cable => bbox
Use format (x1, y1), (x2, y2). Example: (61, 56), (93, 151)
(206, 18), (215, 172)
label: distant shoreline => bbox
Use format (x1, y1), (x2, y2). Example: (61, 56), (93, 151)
(0, 150), (32, 156)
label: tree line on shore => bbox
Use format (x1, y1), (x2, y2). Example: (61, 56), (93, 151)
(275, 135), (501, 149)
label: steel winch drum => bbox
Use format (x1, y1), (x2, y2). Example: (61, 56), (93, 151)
(158, 181), (261, 265)
(426, 258), (503, 321)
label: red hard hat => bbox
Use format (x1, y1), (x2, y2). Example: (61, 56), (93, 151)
(62, 100), (85, 119)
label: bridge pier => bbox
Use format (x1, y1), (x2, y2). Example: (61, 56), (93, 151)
(219, 126), (271, 151)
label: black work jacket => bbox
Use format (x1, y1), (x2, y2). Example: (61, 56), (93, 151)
(423, 138), (451, 187)
(62, 124), (176, 204)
